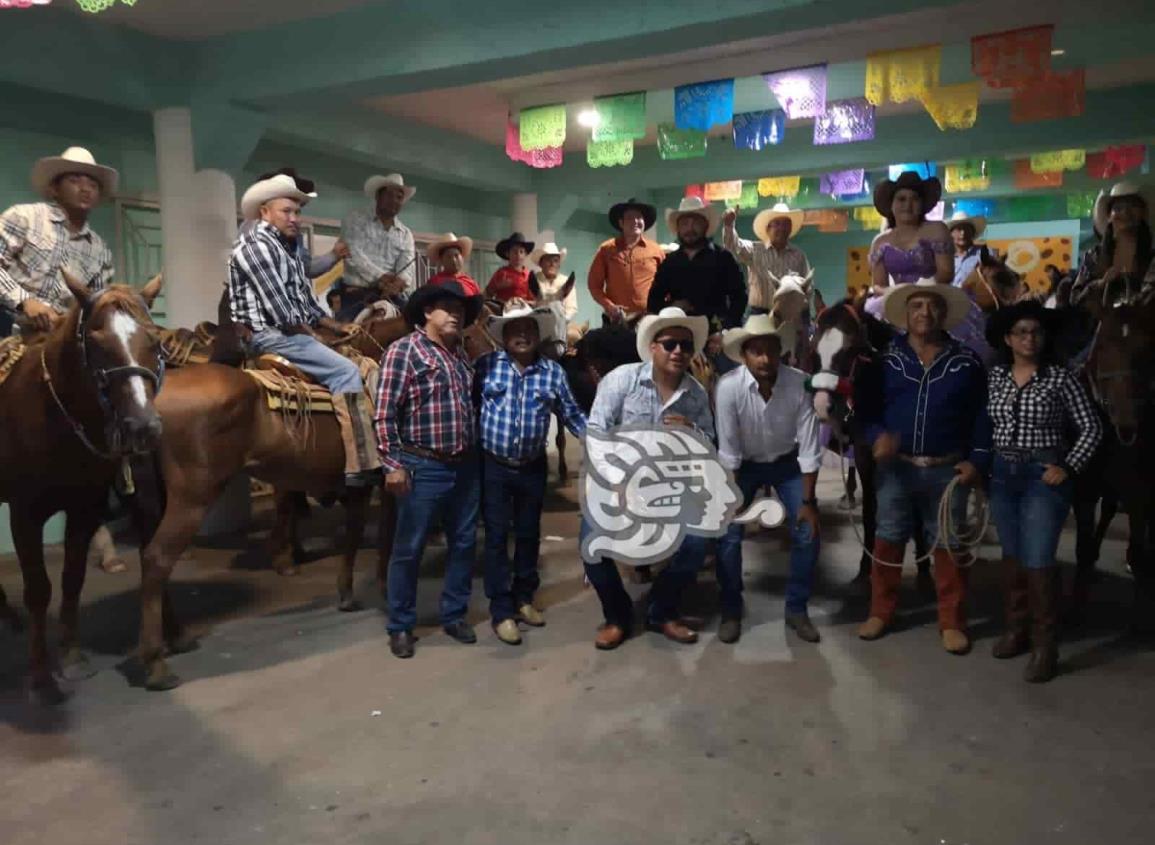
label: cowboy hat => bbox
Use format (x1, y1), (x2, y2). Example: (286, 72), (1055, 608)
(881, 279), (971, 331)
(496, 232), (535, 260)
(405, 278), (482, 327)
(722, 313), (797, 364)
(947, 209), (986, 238)
(609, 197), (657, 232)
(635, 306), (709, 363)
(665, 196), (722, 238)
(240, 173), (315, 220)
(426, 232), (474, 263)
(984, 298), (1058, 356)
(485, 303), (558, 346)
(364, 173), (416, 202)
(752, 202), (805, 243)
(1092, 182), (1152, 236)
(31, 147), (119, 199)
(529, 241), (567, 265)
(873, 171), (943, 220)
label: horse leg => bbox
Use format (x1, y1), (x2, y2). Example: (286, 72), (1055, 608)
(9, 504), (63, 703)
(1129, 508), (1155, 635)
(0, 582), (22, 632)
(266, 489), (301, 576)
(57, 501), (103, 681)
(853, 451), (877, 585)
(338, 486), (371, 611)
(1067, 495), (1101, 625)
(377, 489), (397, 587)
(555, 412), (568, 482)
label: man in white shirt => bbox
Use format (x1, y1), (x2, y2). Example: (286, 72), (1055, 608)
(338, 173), (417, 320)
(714, 314), (822, 644)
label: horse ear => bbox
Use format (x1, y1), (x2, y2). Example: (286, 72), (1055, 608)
(804, 268), (815, 288)
(560, 272), (576, 300)
(140, 273), (163, 309)
(61, 268), (90, 307)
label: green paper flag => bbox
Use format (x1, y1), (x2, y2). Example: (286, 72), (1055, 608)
(593, 92), (647, 143)
(1066, 191), (1097, 219)
(519, 105), (567, 151)
(738, 183), (760, 210)
(587, 139), (635, 168)
(657, 123), (708, 160)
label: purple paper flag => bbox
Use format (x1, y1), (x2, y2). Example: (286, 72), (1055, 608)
(763, 65), (827, 120)
(820, 169), (866, 197)
(813, 98), (875, 145)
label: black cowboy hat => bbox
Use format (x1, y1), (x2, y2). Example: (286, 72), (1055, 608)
(495, 232), (535, 260)
(405, 278), (483, 327)
(608, 197), (658, 232)
(873, 171), (943, 220)
(256, 166), (316, 196)
(984, 299), (1057, 356)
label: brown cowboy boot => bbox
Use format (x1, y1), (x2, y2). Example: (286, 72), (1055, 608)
(858, 539), (904, 639)
(933, 548), (971, 655)
(1024, 568), (1060, 683)
(333, 392), (382, 486)
(992, 557), (1031, 659)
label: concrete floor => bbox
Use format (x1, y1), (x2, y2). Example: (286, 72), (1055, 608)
(1, 457), (1153, 845)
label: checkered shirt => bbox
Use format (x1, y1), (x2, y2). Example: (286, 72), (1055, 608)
(228, 221), (326, 332)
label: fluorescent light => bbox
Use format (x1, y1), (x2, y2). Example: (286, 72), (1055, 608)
(577, 109), (601, 129)
(1051, 49), (1066, 56)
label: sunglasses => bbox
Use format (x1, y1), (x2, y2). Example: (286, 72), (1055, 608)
(656, 338), (695, 353)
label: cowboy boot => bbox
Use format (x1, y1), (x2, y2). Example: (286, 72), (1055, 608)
(1024, 568), (1060, 683)
(992, 557), (1030, 659)
(933, 548), (970, 655)
(333, 392), (382, 487)
(858, 539), (904, 640)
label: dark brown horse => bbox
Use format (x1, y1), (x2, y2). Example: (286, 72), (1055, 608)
(0, 275), (163, 703)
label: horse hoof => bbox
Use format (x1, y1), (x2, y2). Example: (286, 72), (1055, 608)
(59, 650), (98, 681)
(166, 635), (200, 656)
(337, 596), (363, 613)
(145, 670), (183, 692)
(30, 677), (70, 706)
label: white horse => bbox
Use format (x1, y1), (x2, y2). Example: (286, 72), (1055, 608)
(768, 268), (816, 367)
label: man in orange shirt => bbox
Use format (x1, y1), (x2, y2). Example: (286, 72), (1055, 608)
(587, 198), (665, 326)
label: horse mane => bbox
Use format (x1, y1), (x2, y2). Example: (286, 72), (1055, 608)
(92, 284), (157, 326)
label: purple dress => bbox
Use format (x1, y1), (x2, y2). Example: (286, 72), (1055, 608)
(864, 238), (957, 322)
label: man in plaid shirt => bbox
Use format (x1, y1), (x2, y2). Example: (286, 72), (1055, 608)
(374, 279), (484, 659)
(474, 304), (587, 645)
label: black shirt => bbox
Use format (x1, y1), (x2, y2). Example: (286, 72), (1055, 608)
(646, 240), (747, 332)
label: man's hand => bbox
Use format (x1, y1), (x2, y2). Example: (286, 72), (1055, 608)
(872, 431), (900, 463)
(604, 304), (624, 323)
(384, 468), (411, 497)
(797, 502), (820, 538)
(705, 332), (723, 357)
(954, 460), (980, 487)
(1041, 463), (1069, 486)
(332, 239), (350, 260)
(21, 299), (58, 332)
(378, 273), (405, 297)
(662, 414), (692, 428)
(338, 322), (359, 337)
(722, 207), (738, 230)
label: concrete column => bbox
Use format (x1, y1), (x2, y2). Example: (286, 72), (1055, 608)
(512, 192), (539, 238)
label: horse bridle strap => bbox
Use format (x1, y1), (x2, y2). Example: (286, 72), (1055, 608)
(40, 347), (115, 461)
(76, 289), (165, 412)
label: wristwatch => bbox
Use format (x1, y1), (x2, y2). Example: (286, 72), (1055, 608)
(801, 497), (818, 506)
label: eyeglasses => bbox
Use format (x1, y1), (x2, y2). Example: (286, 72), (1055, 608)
(656, 338), (695, 353)
(1010, 328), (1044, 338)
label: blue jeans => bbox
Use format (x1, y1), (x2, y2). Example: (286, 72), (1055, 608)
(875, 460), (969, 550)
(385, 452), (480, 633)
(578, 518), (706, 628)
(716, 455), (818, 616)
(989, 456), (1072, 569)
(482, 453), (547, 622)
(249, 328), (363, 393)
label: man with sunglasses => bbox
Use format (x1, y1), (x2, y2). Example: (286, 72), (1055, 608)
(581, 307), (714, 650)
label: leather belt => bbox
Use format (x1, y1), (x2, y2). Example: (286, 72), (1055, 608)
(402, 444), (469, 464)
(898, 453), (961, 468)
(996, 447), (1062, 464)
(484, 450), (545, 470)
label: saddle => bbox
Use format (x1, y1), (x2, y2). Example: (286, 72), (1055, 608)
(243, 350), (380, 415)
(0, 336), (26, 388)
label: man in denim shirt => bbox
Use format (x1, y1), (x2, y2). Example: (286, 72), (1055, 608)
(857, 280), (991, 655)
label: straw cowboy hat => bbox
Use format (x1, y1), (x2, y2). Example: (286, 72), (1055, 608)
(666, 196), (722, 238)
(947, 209), (986, 238)
(496, 232), (535, 260)
(1093, 181), (1152, 236)
(426, 232), (474, 262)
(609, 197), (658, 231)
(405, 277), (482, 327)
(752, 202), (805, 243)
(31, 147), (119, 199)
(721, 313), (797, 364)
(240, 172), (316, 220)
(363, 173), (416, 202)
(635, 306), (709, 362)
(529, 241), (567, 265)
(873, 171), (943, 220)
(485, 302), (559, 346)
(881, 278), (971, 330)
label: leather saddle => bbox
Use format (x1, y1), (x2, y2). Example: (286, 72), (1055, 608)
(250, 353), (319, 386)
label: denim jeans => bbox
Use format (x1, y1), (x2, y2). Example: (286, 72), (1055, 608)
(578, 518), (706, 628)
(249, 328), (363, 393)
(716, 455), (818, 616)
(385, 452), (480, 633)
(989, 455), (1072, 569)
(482, 453), (547, 622)
(875, 460), (969, 550)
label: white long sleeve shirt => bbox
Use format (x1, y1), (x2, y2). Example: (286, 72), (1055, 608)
(715, 364), (821, 473)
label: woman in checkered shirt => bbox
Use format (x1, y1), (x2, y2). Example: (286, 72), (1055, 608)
(985, 300), (1102, 684)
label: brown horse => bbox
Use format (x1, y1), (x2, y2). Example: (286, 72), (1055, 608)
(0, 275), (163, 703)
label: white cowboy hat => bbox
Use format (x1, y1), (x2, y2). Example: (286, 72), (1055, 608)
(947, 209), (986, 238)
(665, 196), (722, 238)
(364, 173), (417, 202)
(31, 147), (119, 199)
(485, 303), (558, 346)
(881, 278), (971, 331)
(722, 313), (797, 364)
(529, 241), (568, 265)
(426, 232), (473, 262)
(635, 306), (709, 362)
(240, 173), (315, 220)
(752, 202), (805, 243)
(1093, 182), (1152, 236)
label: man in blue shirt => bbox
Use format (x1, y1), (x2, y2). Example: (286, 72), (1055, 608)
(857, 280), (991, 655)
(475, 305), (587, 645)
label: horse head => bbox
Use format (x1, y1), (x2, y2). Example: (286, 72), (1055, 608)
(58, 270), (165, 457)
(809, 298), (892, 437)
(769, 268), (814, 326)
(964, 256), (1025, 313)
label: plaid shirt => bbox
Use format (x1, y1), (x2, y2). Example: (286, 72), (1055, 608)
(340, 209), (416, 294)
(0, 202), (113, 313)
(721, 228), (810, 311)
(988, 364), (1102, 473)
(474, 350), (587, 462)
(228, 221), (326, 332)
(588, 362), (714, 440)
(374, 328), (475, 471)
